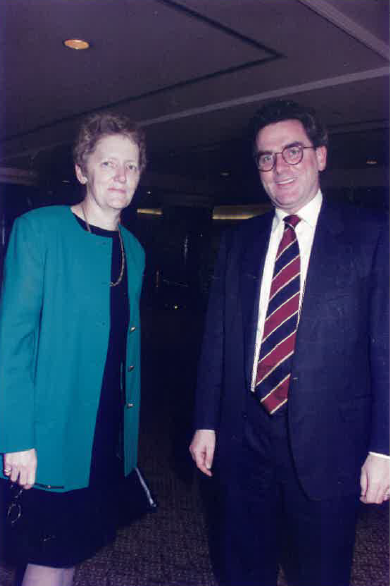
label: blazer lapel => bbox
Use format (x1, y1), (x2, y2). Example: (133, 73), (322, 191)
(295, 201), (350, 348)
(119, 227), (141, 324)
(240, 213), (273, 389)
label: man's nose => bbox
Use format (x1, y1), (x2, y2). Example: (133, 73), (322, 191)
(274, 151), (289, 173)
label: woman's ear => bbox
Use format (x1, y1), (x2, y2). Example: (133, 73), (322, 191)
(75, 164), (88, 185)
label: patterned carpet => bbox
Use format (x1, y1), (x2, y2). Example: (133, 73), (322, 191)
(0, 309), (388, 586)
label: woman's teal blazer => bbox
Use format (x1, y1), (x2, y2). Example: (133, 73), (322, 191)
(0, 205), (144, 491)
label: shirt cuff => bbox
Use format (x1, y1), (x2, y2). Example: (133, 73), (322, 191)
(369, 451), (390, 460)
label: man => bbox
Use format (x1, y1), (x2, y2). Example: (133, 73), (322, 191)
(189, 100), (389, 586)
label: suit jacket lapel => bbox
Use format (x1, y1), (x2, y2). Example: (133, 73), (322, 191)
(240, 213), (274, 389)
(295, 201), (349, 348)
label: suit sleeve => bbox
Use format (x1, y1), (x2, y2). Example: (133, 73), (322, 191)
(368, 218), (389, 455)
(0, 215), (44, 453)
(194, 233), (229, 431)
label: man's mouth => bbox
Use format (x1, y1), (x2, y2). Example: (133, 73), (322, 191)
(275, 178), (295, 186)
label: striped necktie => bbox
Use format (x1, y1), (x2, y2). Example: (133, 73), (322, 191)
(255, 215), (301, 414)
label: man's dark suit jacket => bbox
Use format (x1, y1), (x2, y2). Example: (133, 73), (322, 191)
(195, 199), (389, 500)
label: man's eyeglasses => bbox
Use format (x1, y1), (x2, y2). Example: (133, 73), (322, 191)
(254, 144), (315, 172)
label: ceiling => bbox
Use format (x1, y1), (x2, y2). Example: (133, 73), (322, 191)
(0, 0), (389, 206)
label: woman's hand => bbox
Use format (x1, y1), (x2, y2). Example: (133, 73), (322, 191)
(3, 449), (37, 489)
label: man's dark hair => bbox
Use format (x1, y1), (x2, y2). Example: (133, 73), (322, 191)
(250, 99), (328, 155)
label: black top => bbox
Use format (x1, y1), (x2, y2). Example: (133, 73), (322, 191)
(74, 215), (130, 486)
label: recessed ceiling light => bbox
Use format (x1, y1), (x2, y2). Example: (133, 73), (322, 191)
(366, 159), (378, 165)
(63, 38), (90, 50)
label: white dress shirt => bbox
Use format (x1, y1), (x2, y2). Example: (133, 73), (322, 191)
(251, 190), (323, 391)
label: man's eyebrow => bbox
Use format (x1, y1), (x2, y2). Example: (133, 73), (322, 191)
(257, 141), (305, 155)
(285, 141), (305, 148)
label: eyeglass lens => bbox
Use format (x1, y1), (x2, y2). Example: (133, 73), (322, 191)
(257, 145), (304, 171)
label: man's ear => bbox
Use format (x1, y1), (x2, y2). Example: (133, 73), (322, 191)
(316, 146), (327, 172)
(75, 164), (88, 184)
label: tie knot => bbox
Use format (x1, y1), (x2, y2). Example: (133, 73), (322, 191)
(284, 215), (300, 229)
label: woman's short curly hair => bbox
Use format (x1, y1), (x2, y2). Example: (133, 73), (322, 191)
(73, 112), (147, 174)
(250, 99), (328, 156)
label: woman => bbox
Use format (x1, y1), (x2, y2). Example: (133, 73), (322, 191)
(0, 112), (147, 586)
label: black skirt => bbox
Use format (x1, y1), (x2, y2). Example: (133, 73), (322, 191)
(0, 219), (134, 568)
(0, 469), (121, 567)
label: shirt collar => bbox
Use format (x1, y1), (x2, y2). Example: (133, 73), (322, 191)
(272, 190), (323, 232)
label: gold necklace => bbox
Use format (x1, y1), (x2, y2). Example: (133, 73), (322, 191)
(80, 203), (125, 287)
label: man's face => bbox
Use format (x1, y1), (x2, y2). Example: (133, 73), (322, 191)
(255, 119), (327, 214)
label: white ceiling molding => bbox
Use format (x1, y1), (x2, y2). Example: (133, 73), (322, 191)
(296, 0), (389, 60)
(142, 66), (389, 128)
(3, 66), (387, 164)
(2, 66), (387, 164)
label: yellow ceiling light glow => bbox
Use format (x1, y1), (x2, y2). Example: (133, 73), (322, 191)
(63, 38), (90, 50)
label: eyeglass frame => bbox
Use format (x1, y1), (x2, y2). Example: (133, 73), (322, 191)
(254, 143), (316, 172)
(7, 483), (24, 526)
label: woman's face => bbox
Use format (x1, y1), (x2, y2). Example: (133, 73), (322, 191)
(75, 134), (141, 212)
